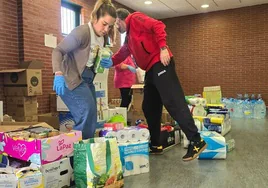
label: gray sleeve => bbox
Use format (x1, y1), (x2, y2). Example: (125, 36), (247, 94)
(52, 26), (86, 73)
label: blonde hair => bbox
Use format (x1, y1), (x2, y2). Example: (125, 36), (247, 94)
(91, 0), (117, 45)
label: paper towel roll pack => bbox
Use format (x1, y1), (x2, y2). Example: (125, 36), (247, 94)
(198, 131), (226, 159)
(189, 105), (207, 116)
(188, 98), (207, 107)
(118, 141), (149, 176)
(99, 127), (150, 143)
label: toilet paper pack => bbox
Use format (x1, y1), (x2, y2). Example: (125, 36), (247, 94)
(198, 131), (226, 159)
(118, 141), (149, 176)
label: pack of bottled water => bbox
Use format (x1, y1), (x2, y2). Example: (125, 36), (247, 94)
(222, 94), (266, 119)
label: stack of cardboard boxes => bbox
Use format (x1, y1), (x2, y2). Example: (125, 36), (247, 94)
(0, 61), (43, 122)
(0, 122), (82, 187)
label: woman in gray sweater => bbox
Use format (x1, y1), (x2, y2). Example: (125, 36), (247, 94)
(52, 0), (116, 139)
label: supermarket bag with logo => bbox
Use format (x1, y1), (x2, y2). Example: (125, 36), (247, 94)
(73, 137), (124, 188)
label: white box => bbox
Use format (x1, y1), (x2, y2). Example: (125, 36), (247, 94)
(59, 112), (75, 132)
(97, 109), (109, 122)
(108, 107), (127, 121)
(0, 168), (17, 188)
(59, 157), (74, 187)
(118, 141), (149, 176)
(41, 160), (60, 188)
(94, 69), (109, 111)
(57, 96), (69, 112)
(56, 69), (109, 112)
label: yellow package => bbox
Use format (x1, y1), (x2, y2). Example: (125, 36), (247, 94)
(16, 167), (44, 188)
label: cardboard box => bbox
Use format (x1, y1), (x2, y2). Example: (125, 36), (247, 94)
(203, 86), (222, 104)
(131, 84), (144, 111)
(38, 113), (60, 130)
(18, 60), (43, 69)
(160, 130), (175, 149)
(57, 96), (69, 112)
(13, 115), (38, 122)
(108, 107), (127, 121)
(41, 160), (60, 188)
(0, 69), (42, 96)
(0, 122), (82, 165)
(40, 157), (74, 188)
(6, 96), (37, 105)
(6, 96), (38, 117)
(161, 112), (174, 124)
(0, 168), (17, 188)
(59, 157), (74, 187)
(95, 82), (108, 111)
(97, 109), (109, 122)
(50, 93), (57, 113)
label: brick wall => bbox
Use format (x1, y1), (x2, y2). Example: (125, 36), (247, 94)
(1, 1), (267, 114)
(0, 0), (19, 109)
(163, 4), (268, 101)
(0, 0), (128, 113)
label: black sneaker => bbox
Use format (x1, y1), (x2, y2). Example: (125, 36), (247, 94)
(149, 146), (163, 155)
(182, 139), (207, 161)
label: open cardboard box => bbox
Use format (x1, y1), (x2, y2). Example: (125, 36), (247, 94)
(0, 122), (82, 165)
(0, 61), (43, 96)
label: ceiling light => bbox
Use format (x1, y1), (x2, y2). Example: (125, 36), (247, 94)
(201, 4), (209, 8)
(144, 1), (152, 5)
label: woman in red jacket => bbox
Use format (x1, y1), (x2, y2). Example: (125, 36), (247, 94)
(114, 55), (136, 108)
(110, 8), (207, 162)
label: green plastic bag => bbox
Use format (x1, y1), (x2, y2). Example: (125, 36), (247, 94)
(107, 114), (127, 126)
(74, 137), (124, 188)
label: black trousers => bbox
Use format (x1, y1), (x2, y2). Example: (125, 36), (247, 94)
(119, 88), (132, 108)
(142, 58), (200, 146)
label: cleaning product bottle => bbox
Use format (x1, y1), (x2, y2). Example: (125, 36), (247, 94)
(94, 47), (112, 73)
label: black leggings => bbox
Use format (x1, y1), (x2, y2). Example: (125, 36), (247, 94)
(119, 88), (132, 108)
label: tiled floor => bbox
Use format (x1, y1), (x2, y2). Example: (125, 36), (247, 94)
(124, 118), (268, 188)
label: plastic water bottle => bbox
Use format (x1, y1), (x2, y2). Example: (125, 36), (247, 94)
(234, 99), (244, 118)
(244, 93), (249, 100)
(243, 100), (253, 119)
(259, 100), (266, 119)
(254, 100), (261, 119)
(254, 99), (266, 119)
(222, 98), (234, 118)
(251, 94), (255, 100)
(226, 139), (235, 152)
(237, 94), (243, 100)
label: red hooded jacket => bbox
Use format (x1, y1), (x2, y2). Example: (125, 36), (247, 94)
(112, 12), (173, 72)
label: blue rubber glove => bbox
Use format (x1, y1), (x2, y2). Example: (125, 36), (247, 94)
(100, 57), (113, 68)
(53, 75), (65, 96)
(127, 65), (136, 73)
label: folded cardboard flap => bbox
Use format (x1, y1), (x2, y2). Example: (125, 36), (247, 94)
(0, 122), (53, 132)
(19, 60), (44, 69)
(0, 69), (26, 73)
